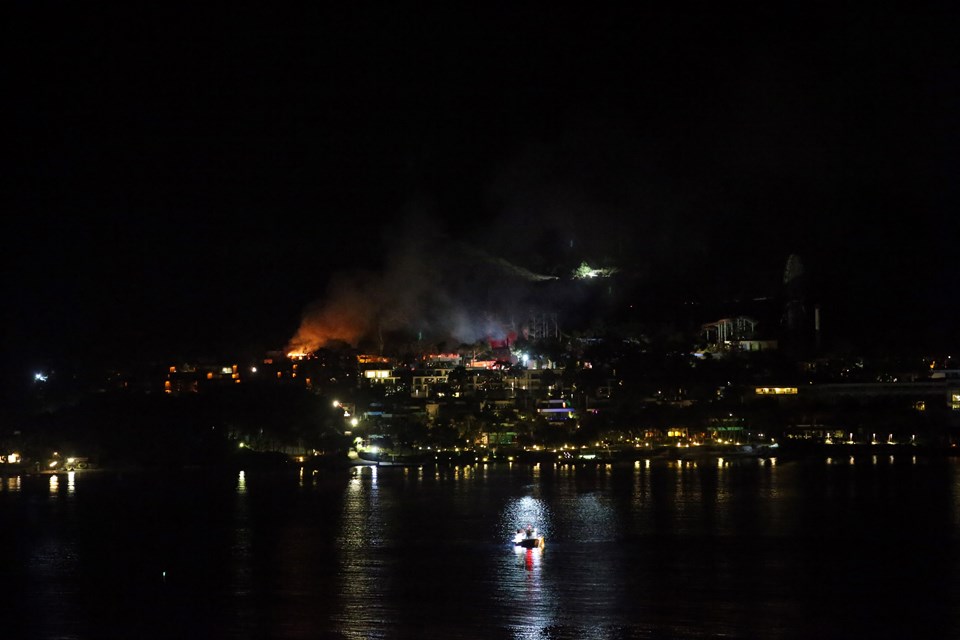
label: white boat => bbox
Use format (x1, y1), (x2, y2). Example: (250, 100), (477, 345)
(513, 527), (545, 549)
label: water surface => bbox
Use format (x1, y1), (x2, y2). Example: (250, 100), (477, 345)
(3, 455), (959, 639)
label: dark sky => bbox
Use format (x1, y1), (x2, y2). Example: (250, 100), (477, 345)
(6, 4), (959, 369)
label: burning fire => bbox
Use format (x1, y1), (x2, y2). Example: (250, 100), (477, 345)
(285, 293), (374, 356)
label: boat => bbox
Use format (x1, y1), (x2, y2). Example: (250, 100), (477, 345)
(513, 527), (545, 549)
(516, 536), (544, 549)
(374, 452), (431, 467)
(355, 448), (431, 467)
(346, 449), (378, 466)
(675, 442), (778, 462)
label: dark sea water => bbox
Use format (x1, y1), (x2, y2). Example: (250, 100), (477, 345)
(3, 454), (960, 639)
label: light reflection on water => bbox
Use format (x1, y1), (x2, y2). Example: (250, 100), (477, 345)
(232, 467), (252, 617)
(333, 464), (390, 637)
(501, 495), (552, 539)
(504, 545), (554, 639)
(498, 493), (556, 638)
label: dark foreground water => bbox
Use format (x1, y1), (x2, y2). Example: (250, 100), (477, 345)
(3, 454), (960, 639)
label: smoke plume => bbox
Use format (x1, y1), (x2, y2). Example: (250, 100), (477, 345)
(286, 209), (564, 355)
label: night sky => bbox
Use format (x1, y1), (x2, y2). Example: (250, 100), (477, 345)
(6, 5), (959, 372)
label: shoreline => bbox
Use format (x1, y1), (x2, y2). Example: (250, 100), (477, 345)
(4, 444), (957, 479)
